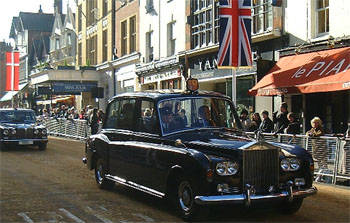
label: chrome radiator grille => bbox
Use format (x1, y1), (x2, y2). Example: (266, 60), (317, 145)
(243, 149), (279, 192)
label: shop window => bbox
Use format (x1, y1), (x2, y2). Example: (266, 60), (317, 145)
(121, 20), (127, 56)
(167, 21), (176, 56)
(146, 31), (154, 62)
(191, 0), (218, 49)
(129, 16), (136, 53)
(252, 0), (273, 35)
(103, 30), (108, 62)
(316, 0), (329, 35)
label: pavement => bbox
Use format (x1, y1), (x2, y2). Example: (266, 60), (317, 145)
(0, 136), (349, 223)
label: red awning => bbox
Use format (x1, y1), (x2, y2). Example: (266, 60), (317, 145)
(249, 47), (350, 96)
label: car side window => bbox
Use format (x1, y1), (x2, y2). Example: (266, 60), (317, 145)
(105, 99), (136, 130)
(105, 100), (121, 129)
(136, 100), (159, 134)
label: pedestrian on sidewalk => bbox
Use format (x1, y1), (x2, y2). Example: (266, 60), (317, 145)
(259, 110), (274, 133)
(90, 108), (99, 135)
(307, 117), (328, 181)
(273, 102), (289, 134)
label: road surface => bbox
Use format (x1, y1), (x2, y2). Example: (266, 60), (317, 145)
(1, 137), (349, 222)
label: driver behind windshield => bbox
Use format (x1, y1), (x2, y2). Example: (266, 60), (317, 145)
(196, 105), (216, 127)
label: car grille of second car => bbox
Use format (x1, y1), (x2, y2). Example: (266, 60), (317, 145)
(242, 148), (279, 193)
(16, 128), (34, 139)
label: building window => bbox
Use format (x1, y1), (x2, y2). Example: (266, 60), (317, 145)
(87, 0), (98, 26)
(121, 20), (127, 56)
(129, 16), (136, 53)
(103, 0), (108, 17)
(145, 0), (154, 13)
(78, 43), (82, 65)
(103, 30), (108, 62)
(78, 5), (82, 32)
(167, 22), (176, 56)
(55, 38), (60, 50)
(191, 0), (217, 49)
(252, 0), (273, 35)
(161, 78), (181, 90)
(146, 31), (153, 62)
(87, 35), (97, 65)
(316, 0), (329, 35)
(67, 33), (72, 45)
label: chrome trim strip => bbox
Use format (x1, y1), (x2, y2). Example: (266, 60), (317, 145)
(1, 139), (48, 142)
(105, 174), (165, 198)
(194, 187), (317, 205)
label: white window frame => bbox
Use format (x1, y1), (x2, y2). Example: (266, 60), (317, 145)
(315, 0), (329, 37)
(252, 0), (273, 35)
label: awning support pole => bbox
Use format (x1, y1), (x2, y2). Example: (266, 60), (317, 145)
(232, 68), (237, 104)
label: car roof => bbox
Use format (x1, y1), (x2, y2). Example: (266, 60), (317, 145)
(109, 90), (231, 102)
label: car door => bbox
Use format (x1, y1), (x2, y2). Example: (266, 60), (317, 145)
(105, 98), (137, 180)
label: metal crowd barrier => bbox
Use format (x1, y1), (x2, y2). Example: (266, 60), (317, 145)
(246, 132), (350, 185)
(40, 117), (349, 185)
(41, 117), (90, 140)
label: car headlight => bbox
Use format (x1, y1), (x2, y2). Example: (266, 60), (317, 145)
(281, 158), (300, 171)
(34, 129), (39, 134)
(11, 129), (16, 135)
(3, 129), (9, 135)
(42, 129), (47, 135)
(216, 161), (239, 176)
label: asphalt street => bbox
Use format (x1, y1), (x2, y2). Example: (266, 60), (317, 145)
(0, 137), (349, 223)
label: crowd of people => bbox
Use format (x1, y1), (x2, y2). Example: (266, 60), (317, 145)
(37, 104), (105, 134)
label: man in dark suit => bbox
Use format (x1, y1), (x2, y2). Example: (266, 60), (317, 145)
(273, 102), (289, 134)
(259, 110), (274, 133)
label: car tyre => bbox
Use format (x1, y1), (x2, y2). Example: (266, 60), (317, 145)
(38, 143), (47, 150)
(173, 176), (207, 221)
(95, 158), (114, 190)
(280, 198), (304, 215)
(0, 142), (5, 151)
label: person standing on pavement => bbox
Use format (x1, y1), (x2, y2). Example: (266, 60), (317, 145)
(90, 108), (99, 135)
(273, 102), (289, 134)
(240, 109), (251, 131)
(306, 117), (328, 171)
(249, 112), (262, 132)
(285, 112), (300, 134)
(259, 110), (274, 133)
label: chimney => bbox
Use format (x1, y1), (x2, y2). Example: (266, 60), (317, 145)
(38, 5), (43, 13)
(54, 0), (62, 14)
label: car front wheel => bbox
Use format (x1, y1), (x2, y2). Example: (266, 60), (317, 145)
(95, 158), (114, 189)
(280, 198), (304, 214)
(38, 143), (47, 150)
(174, 176), (205, 221)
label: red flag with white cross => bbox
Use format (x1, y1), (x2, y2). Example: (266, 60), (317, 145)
(5, 51), (19, 91)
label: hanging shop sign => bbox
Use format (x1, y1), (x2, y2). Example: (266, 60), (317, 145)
(142, 69), (180, 85)
(52, 82), (97, 95)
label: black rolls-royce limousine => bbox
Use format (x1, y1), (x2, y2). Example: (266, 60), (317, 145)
(0, 108), (48, 150)
(83, 81), (317, 220)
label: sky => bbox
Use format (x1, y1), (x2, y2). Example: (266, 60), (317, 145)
(0, 0), (76, 44)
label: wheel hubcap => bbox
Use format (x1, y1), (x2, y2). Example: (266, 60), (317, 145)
(96, 164), (103, 183)
(178, 181), (193, 212)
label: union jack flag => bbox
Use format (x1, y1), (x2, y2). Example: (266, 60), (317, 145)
(218, 0), (252, 68)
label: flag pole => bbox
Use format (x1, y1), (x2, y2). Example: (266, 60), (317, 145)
(232, 68), (236, 104)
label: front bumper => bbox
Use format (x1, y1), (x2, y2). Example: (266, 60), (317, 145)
(195, 186), (317, 206)
(1, 138), (48, 145)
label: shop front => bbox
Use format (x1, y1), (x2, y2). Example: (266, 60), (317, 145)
(186, 51), (256, 111)
(249, 46), (350, 134)
(136, 57), (183, 91)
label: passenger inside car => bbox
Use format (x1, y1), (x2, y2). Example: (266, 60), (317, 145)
(195, 105), (216, 127)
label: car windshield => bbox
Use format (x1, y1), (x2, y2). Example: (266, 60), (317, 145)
(0, 110), (36, 123)
(158, 97), (241, 134)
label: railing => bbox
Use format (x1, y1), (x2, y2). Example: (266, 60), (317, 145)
(40, 117), (350, 185)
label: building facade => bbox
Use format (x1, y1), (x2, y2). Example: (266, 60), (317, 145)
(75, 0), (115, 110)
(50, 4), (76, 67)
(251, 0), (350, 134)
(136, 0), (186, 91)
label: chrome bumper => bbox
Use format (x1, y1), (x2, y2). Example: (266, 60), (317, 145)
(1, 139), (48, 143)
(195, 187), (317, 206)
